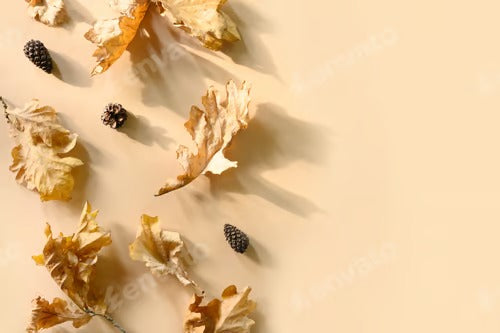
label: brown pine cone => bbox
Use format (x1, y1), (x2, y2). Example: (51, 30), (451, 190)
(23, 40), (53, 74)
(101, 103), (128, 129)
(224, 224), (250, 253)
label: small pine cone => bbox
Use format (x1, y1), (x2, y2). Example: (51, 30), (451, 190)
(224, 224), (250, 254)
(23, 40), (53, 73)
(101, 103), (128, 129)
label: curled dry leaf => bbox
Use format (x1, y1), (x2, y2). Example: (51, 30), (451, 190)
(5, 99), (83, 201)
(85, 0), (239, 74)
(27, 297), (91, 332)
(184, 285), (256, 333)
(85, 0), (150, 75)
(26, 0), (66, 26)
(156, 80), (251, 196)
(129, 214), (199, 290)
(154, 0), (240, 50)
(31, 202), (112, 315)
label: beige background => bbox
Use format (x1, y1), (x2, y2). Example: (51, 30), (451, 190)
(1, 0), (500, 332)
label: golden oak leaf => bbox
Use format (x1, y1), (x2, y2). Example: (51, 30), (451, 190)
(157, 80), (251, 196)
(184, 285), (256, 333)
(129, 214), (199, 289)
(154, 0), (240, 50)
(26, 0), (66, 26)
(85, 0), (150, 75)
(5, 100), (83, 201)
(32, 202), (112, 313)
(27, 297), (91, 332)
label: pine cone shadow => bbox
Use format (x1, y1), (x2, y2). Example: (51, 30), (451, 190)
(51, 51), (92, 87)
(118, 112), (174, 149)
(208, 103), (331, 218)
(244, 235), (274, 267)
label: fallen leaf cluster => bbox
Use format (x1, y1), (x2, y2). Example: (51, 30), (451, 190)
(28, 202), (113, 332)
(86, 0), (240, 74)
(129, 214), (256, 332)
(29, 207), (257, 332)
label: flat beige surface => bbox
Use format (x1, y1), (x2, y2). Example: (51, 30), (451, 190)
(1, 0), (500, 332)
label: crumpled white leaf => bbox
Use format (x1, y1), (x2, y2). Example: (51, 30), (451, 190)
(5, 99), (83, 201)
(26, 0), (66, 26)
(85, 0), (150, 75)
(129, 214), (199, 290)
(184, 285), (256, 333)
(157, 80), (251, 196)
(154, 0), (240, 50)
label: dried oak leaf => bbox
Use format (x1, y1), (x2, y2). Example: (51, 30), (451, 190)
(157, 80), (251, 196)
(129, 214), (199, 289)
(85, 0), (150, 75)
(32, 202), (112, 314)
(27, 297), (91, 332)
(184, 285), (256, 333)
(154, 0), (240, 50)
(26, 0), (66, 26)
(5, 99), (83, 201)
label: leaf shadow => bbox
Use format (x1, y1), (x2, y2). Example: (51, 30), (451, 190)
(223, 1), (279, 78)
(251, 305), (268, 333)
(64, 0), (95, 29)
(93, 246), (130, 296)
(68, 141), (90, 207)
(50, 326), (72, 333)
(127, 8), (238, 116)
(208, 103), (330, 218)
(118, 111), (174, 149)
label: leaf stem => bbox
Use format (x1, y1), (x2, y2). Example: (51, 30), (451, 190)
(84, 308), (127, 333)
(0, 96), (8, 121)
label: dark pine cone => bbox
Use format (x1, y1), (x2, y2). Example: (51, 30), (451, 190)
(101, 103), (128, 129)
(224, 224), (250, 254)
(23, 40), (53, 74)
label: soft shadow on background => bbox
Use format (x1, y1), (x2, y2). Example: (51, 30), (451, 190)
(208, 103), (331, 218)
(127, 10), (229, 115)
(223, 1), (278, 77)
(119, 111), (173, 149)
(52, 51), (92, 87)
(65, 0), (95, 29)
(126, 4), (276, 115)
